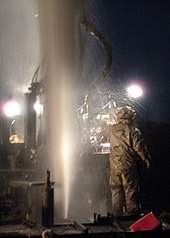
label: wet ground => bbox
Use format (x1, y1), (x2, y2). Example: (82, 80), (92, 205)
(0, 214), (170, 237)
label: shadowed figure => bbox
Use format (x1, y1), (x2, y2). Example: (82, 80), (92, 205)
(108, 106), (151, 216)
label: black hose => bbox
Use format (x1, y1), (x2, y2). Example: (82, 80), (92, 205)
(81, 18), (112, 106)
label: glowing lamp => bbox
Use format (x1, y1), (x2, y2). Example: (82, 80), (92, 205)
(34, 101), (43, 114)
(127, 85), (143, 98)
(3, 101), (20, 117)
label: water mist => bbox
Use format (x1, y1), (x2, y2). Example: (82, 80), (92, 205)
(38, 0), (84, 222)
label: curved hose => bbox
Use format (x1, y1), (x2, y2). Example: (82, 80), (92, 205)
(81, 18), (112, 106)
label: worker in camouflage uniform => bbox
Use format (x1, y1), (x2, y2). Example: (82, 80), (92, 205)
(108, 106), (151, 216)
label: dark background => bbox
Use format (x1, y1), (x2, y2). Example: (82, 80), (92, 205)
(83, 0), (170, 124)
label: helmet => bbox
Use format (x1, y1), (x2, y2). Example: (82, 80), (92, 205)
(115, 106), (136, 124)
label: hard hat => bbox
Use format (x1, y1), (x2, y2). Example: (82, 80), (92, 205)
(115, 106), (136, 123)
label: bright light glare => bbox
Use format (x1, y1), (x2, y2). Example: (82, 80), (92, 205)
(3, 101), (20, 117)
(62, 135), (71, 219)
(127, 85), (143, 98)
(34, 101), (43, 114)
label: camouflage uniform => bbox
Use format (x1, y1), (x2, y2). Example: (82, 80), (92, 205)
(109, 107), (151, 216)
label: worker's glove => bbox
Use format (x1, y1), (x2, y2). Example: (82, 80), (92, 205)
(146, 160), (151, 169)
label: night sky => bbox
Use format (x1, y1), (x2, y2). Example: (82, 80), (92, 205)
(84, 0), (170, 124)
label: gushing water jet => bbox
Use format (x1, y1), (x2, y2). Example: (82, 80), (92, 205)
(38, 0), (85, 222)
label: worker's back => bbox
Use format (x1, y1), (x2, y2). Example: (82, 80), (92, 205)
(109, 123), (138, 170)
